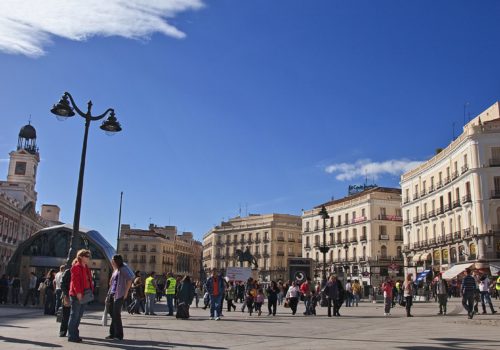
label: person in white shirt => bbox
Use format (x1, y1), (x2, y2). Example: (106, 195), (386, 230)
(479, 274), (497, 314)
(23, 272), (38, 306)
(54, 265), (65, 313)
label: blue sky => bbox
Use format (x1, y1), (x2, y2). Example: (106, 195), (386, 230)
(1, 0), (500, 245)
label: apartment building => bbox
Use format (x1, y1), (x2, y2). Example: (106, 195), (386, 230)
(118, 224), (203, 279)
(203, 214), (302, 283)
(401, 102), (500, 277)
(302, 187), (403, 287)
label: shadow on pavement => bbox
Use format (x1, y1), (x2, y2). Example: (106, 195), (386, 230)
(83, 337), (227, 349)
(0, 324), (28, 328)
(0, 335), (62, 348)
(397, 337), (493, 350)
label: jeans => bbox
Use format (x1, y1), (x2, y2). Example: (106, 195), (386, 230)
(59, 305), (71, 336)
(68, 296), (86, 341)
(289, 297), (299, 315)
(384, 297), (391, 314)
(405, 296), (413, 316)
(303, 296), (311, 315)
(44, 289), (55, 315)
(54, 289), (62, 313)
(480, 291), (495, 313)
(210, 294), (222, 318)
(166, 294), (175, 315)
(11, 287), (20, 305)
(108, 296), (124, 340)
(352, 293), (360, 306)
(145, 293), (156, 314)
(462, 293), (475, 315)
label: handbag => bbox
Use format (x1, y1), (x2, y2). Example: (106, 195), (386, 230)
(56, 308), (62, 323)
(283, 299), (290, 308)
(81, 288), (94, 304)
(399, 298), (406, 307)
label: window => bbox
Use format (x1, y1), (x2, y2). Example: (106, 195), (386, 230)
(380, 245), (387, 258)
(14, 161), (26, 175)
(379, 226), (387, 235)
(362, 208), (366, 217)
(464, 154), (468, 167)
(305, 222), (310, 232)
(380, 207), (386, 216)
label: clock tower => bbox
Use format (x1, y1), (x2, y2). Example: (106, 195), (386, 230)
(1, 123), (40, 207)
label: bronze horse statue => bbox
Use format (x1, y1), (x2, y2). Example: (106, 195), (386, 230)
(235, 248), (258, 268)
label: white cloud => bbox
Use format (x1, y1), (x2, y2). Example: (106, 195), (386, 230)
(0, 0), (204, 57)
(325, 158), (424, 181)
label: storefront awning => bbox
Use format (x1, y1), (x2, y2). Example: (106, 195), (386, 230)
(416, 269), (431, 282)
(488, 264), (500, 275)
(412, 254), (421, 262)
(420, 253), (431, 261)
(442, 263), (474, 280)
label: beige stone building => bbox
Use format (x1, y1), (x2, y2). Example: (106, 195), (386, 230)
(401, 102), (500, 277)
(203, 214), (302, 283)
(302, 187), (403, 287)
(118, 224), (203, 279)
(0, 124), (58, 275)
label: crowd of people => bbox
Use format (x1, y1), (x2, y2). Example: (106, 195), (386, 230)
(1, 258), (499, 344)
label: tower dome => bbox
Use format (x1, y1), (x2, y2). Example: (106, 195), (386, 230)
(19, 124), (37, 139)
(17, 122), (38, 154)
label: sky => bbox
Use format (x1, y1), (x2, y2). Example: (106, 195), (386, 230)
(1, 0), (500, 246)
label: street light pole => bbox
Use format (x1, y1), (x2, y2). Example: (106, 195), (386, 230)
(51, 92), (122, 267)
(318, 205), (330, 286)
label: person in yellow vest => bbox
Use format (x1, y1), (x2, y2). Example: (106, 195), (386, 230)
(144, 271), (157, 316)
(165, 272), (177, 316)
(495, 272), (500, 303)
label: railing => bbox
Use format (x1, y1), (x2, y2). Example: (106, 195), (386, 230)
(263, 238), (270, 243)
(420, 189), (427, 197)
(428, 185), (435, 193)
(428, 238), (436, 245)
(122, 247), (129, 252)
(444, 204), (452, 212)
(452, 199), (461, 208)
(452, 171), (459, 180)
(445, 233), (452, 242)
(304, 244), (311, 249)
(413, 193), (419, 200)
(359, 234), (367, 241)
(343, 220), (350, 226)
(436, 207), (444, 215)
(462, 194), (472, 204)
(150, 248), (157, 252)
(413, 216), (419, 223)
(132, 248), (138, 252)
(379, 214), (402, 221)
(444, 176), (451, 185)
(336, 238), (342, 244)
(394, 235), (403, 241)
(277, 236), (285, 241)
(489, 158), (500, 167)
(490, 225), (500, 233)
(453, 231), (461, 240)
(342, 238), (349, 243)
(436, 180), (443, 189)
(140, 248), (146, 252)
(403, 245), (410, 251)
(277, 251), (285, 256)
(420, 213), (427, 221)
(404, 219), (411, 226)
(336, 222), (342, 227)
(491, 190), (500, 199)
(428, 209), (436, 218)
(404, 197), (410, 204)
(461, 165), (469, 174)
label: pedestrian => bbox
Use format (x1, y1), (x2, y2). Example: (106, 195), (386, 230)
(54, 265), (65, 313)
(204, 269), (225, 320)
(344, 279), (352, 307)
(352, 279), (362, 307)
(156, 278), (165, 303)
(128, 271), (145, 314)
(58, 266), (71, 338)
(144, 271), (157, 315)
(403, 274), (414, 317)
(323, 275), (341, 317)
(194, 281), (203, 308)
(241, 277), (254, 312)
(165, 272), (177, 316)
(495, 271), (500, 301)
(461, 268), (477, 319)
(225, 281), (237, 312)
(245, 282), (257, 316)
(285, 281), (300, 315)
(43, 269), (56, 315)
(382, 277), (393, 316)
(67, 249), (94, 343)
(478, 273), (497, 314)
(0, 274), (8, 304)
(299, 277), (312, 315)
(254, 288), (264, 316)
(10, 275), (21, 305)
(105, 255), (133, 341)
(23, 272), (38, 306)
(266, 280), (279, 316)
(436, 273), (448, 315)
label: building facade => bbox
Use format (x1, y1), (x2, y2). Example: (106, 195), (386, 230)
(118, 224), (203, 279)
(302, 187), (403, 287)
(203, 214), (302, 283)
(401, 102), (500, 277)
(0, 124), (58, 275)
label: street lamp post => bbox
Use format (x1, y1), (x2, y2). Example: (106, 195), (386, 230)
(50, 92), (122, 267)
(318, 205), (330, 286)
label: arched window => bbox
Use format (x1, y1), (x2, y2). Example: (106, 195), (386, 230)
(380, 245), (387, 258)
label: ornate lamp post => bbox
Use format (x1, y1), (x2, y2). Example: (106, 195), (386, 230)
(318, 205), (330, 286)
(50, 92), (122, 266)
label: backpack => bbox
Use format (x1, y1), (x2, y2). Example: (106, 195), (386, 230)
(60, 269), (71, 295)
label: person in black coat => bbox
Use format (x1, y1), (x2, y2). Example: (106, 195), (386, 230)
(266, 281), (279, 316)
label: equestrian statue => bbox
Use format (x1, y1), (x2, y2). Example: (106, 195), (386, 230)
(234, 247), (258, 269)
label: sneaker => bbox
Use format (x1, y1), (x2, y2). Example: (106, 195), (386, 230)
(209, 317), (214, 320)
(492, 310), (498, 314)
(105, 335), (114, 340)
(215, 317), (220, 321)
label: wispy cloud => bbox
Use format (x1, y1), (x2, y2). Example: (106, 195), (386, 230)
(0, 0), (204, 57)
(325, 159), (424, 181)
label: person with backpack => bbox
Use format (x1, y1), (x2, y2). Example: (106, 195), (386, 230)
(58, 266), (72, 337)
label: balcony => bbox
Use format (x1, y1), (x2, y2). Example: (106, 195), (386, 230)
(420, 213), (427, 221)
(379, 214), (402, 221)
(491, 190), (500, 199)
(394, 234), (403, 241)
(255, 238), (261, 243)
(343, 220), (350, 226)
(350, 237), (357, 243)
(445, 233), (453, 243)
(277, 236), (285, 242)
(263, 238), (270, 243)
(428, 185), (435, 193)
(453, 231), (461, 241)
(412, 216), (419, 224)
(413, 193), (419, 200)
(342, 238), (349, 244)
(359, 234), (367, 242)
(436, 180), (443, 189)
(379, 234), (389, 240)
(403, 197), (410, 204)
(444, 176), (451, 185)
(122, 247), (129, 252)
(304, 244), (311, 250)
(428, 238), (436, 246)
(489, 158), (500, 167)
(462, 194), (472, 204)
(140, 248), (147, 252)
(420, 189), (427, 197)
(428, 209), (436, 218)
(132, 247), (138, 252)
(436, 207), (444, 215)
(150, 248), (157, 253)
(452, 171), (459, 180)
(461, 165), (469, 174)
(277, 251), (285, 256)
(444, 204), (452, 212)
(336, 222), (342, 227)
(404, 219), (411, 226)
(288, 238), (296, 242)
(336, 238), (342, 244)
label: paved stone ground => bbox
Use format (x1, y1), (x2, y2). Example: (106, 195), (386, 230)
(0, 298), (499, 349)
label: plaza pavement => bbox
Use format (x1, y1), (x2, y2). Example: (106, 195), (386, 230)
(0, 298), (499, 350)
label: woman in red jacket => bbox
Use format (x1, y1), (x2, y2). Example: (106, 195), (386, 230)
(67, 249), (94, 343)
